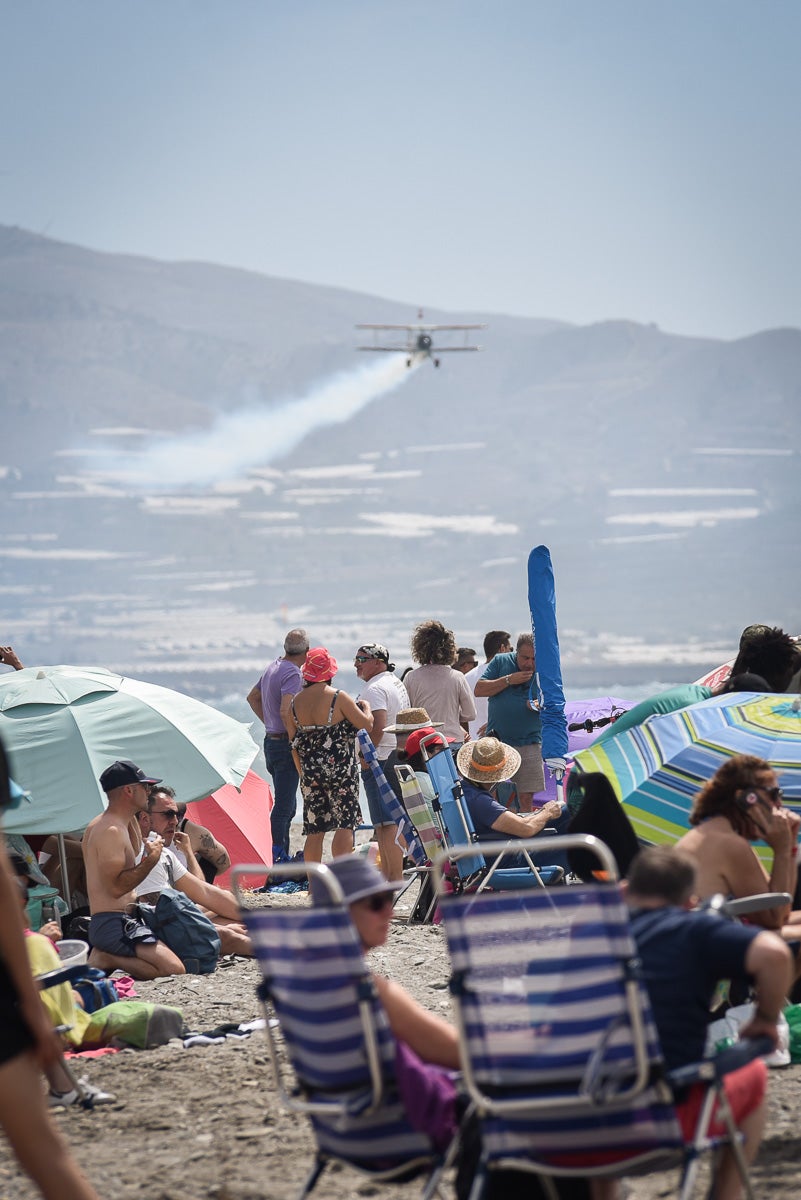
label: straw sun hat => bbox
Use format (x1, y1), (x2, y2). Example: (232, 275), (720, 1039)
(384, 707), (444, 734)
(456, 736), (521, 785)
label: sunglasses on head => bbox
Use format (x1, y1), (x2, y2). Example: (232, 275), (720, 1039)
(362, 892), (395, 912)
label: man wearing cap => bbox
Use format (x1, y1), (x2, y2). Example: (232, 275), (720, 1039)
(247, 628), (309, 862)
(457, 738), (569, 875)
(82, 761), (186, 979)
(355, 643), (410, 882)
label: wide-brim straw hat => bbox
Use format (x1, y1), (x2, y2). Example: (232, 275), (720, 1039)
(384, 707), (444, 733)
(457, 736), (521, 784)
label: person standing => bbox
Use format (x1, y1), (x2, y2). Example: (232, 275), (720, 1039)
(0, 739), (104, 1200)
(405, 620), (475, 743)
(247, 629), (309, 862)
(354, 642), (410, 882)
(286, 647), (373, 865)
(464, 630), (512, 740)
(474, 633), (546, 812)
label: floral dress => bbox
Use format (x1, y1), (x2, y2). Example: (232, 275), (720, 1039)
(290, 691), (361, 835)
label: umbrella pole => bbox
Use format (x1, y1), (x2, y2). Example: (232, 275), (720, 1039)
(56, 833), (70, 906)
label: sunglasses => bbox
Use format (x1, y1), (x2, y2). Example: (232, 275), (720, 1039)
(758, 786), (784, 804)
(362, 892), (395, 912)
(354, 655), (375, 664)
(151, 809), (180, 819)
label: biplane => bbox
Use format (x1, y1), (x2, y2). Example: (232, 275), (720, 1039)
(355, 309), (486, 367)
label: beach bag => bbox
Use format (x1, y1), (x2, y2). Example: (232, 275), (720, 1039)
(82, 1000), (186, 1049)
(138, 888), (221, 974)
(73, 967), (120, 1014)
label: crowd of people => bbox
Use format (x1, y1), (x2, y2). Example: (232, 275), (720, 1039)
(0, 621), (800, 1199)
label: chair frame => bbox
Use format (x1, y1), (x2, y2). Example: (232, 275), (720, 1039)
(420, 734), (563, 893)
(433, 835), (767, 1200)
(232, 862), (456, 1200)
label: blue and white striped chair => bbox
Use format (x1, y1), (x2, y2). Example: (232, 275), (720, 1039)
(435, 835), (765, 1200)
(233, 863), (455, 1200)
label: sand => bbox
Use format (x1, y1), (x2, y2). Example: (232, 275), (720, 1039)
(3, 878), (800, 1200)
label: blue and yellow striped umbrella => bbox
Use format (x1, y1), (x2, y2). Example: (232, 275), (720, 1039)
(571, 692), (801, 848)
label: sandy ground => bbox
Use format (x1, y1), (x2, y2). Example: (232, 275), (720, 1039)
(3, 870), (801, 1200)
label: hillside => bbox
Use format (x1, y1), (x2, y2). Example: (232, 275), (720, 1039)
(1, 225), (799, 695)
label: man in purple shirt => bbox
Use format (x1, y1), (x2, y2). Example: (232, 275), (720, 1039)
(247, 629), (309, 861)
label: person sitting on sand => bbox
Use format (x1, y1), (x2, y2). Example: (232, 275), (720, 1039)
(82, 760), (186, 980)
(132, 790), (252, 959)
(149, 785), (231, 883)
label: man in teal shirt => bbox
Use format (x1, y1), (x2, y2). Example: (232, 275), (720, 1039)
(474, 633), (545, 812)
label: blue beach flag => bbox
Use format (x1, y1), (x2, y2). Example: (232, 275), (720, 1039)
(527, 545), (568, 769)
(356, 730), (427, 867)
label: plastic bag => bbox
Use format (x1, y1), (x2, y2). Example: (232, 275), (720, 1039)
(783, 1003), (801, 1063)
(705, 1002), (791, 1068)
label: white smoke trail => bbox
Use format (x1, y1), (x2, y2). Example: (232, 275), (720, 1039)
(129, 356), (415, 487)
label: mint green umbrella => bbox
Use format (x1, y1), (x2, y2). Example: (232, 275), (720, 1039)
(0, 665), (258, 834)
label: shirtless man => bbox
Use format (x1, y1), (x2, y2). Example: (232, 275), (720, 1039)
(676, 753), (800, 934)
(82, 760), (185, 979)
(133, 791), (252, 957)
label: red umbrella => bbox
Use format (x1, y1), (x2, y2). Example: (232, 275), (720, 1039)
(186, 769), (274, 889)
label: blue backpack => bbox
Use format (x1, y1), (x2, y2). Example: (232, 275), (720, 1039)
(139, 888), (221, 975)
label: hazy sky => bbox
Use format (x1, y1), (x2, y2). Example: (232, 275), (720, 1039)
(2, 1), (800, 340)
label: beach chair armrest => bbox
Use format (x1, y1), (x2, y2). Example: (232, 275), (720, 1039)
(668, 1037), (775, 1090)
(36, 963), (92, 991)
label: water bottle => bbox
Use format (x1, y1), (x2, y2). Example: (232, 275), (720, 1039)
(41, 901), (62, 934)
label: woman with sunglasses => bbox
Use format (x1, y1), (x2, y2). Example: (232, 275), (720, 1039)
(312, 854), (459, 1067)
(675, 753), (800, 934)
(0, 739), (103, 1200)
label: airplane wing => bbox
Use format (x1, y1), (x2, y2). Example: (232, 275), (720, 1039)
(355, 324), (416, 331)
(430, 346), (481, 352)
(356, 344), (409, 352)
(418, 324), (487, 331)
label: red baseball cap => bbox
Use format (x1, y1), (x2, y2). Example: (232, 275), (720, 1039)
(403, 727), (454, 758)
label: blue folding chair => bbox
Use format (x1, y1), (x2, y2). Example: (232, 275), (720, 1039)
(420, 734), (563, 892)
(434, 834), (769, 1200)
(232, 862), (457, 1200)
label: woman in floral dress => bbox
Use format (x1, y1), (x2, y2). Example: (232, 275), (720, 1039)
(286, 647), (373, 863)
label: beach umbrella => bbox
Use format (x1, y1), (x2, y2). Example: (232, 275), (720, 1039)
(186, 769), (274, 889)
(527, 545), (567, 769)
(570, 691), (801, 847)
(0, 665), (259, 835)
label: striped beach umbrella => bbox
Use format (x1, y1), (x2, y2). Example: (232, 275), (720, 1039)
(570, 691), (801, 848)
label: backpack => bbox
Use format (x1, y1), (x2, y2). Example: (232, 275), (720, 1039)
(72, 967), (120, 1013)
(138, 888), (221, 974)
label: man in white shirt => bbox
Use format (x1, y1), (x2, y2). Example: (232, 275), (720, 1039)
(464, 630), (512, 740)
(355, 642), (410, 882)
(135, 791), (252, 957)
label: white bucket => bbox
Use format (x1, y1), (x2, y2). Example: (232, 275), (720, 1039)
(55, 939), (89, 969)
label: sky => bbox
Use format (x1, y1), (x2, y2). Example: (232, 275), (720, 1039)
(2, 0), (800, 341)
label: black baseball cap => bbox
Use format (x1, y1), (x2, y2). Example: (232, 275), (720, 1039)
(99, 760), (162, 794)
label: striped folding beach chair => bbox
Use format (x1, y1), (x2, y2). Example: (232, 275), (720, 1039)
(232, 863), (455, 1200)
(435, 835), (768, 1200)
(421, 734), (564, 892)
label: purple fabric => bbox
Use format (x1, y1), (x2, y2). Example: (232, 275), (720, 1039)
(259, 658), (303, 733)
(394, 1039), (458, 1152)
